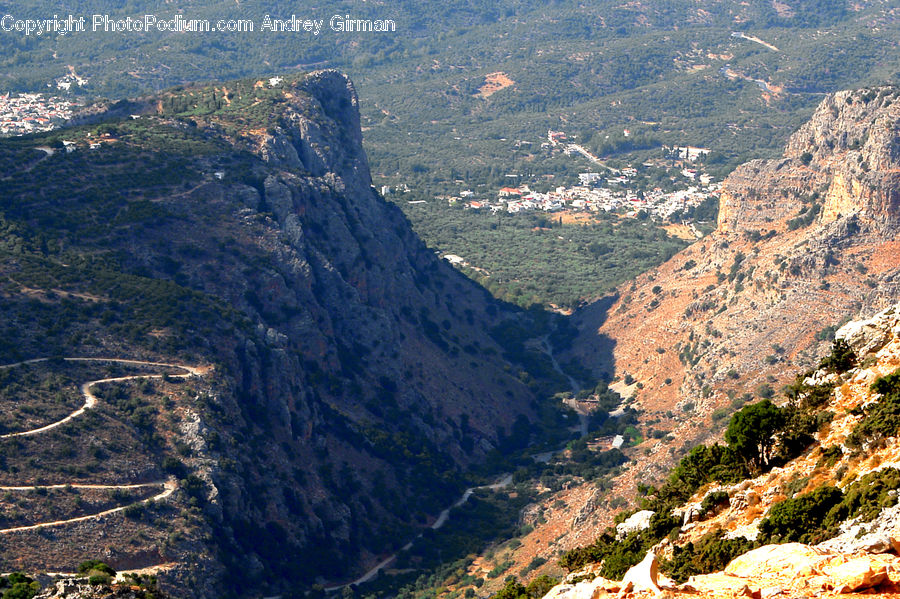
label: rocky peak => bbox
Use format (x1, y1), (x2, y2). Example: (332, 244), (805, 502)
(719, 86), (900, 234)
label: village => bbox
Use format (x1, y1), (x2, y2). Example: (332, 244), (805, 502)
(0, 92), (78, 136)
(396, 129), (720, 222)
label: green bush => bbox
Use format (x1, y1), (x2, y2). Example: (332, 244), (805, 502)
(758, 468), (900, 546)
(826, 468), (900, 525)
(646, 443), (747, 512)
(558, 511), (680, 577)
(700, 490), (729, 515)
(661, 531), (757, 583)
(87, 574), (112, 586)
(819, 340), (856, 374)
(0, 574), (40, 599)
(77, 560), (116, 576)
(758, 486), (843, 544)
(848, 368), (900, 448)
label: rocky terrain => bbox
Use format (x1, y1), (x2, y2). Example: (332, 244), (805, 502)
(542, 302), (900, 598)
(571, 86), (900, 480)
(0, 71), (571, 598)
(448, 87), (900, 599)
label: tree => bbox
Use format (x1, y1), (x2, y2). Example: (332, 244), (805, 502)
(1, 574), (39, 599)
(725, 400), (784, 472)
(525, 576), (558, 598)
(819, 339), (856, 374)
(494, 578), (527, 599)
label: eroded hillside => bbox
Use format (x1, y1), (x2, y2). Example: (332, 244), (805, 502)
(571, 87), (900, 480)
(546, 303), (900, 598)
(0, 71), (575, 598)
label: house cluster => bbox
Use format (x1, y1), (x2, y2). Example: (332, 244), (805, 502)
(461, 170), (718, 219)
(54, 72), (88, 91)
(0, 92), (76, 136)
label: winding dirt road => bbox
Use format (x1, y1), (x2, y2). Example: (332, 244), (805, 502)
(0, 479), (176, 535)
(0, 357), (205, 439)
(0, 357), (207, 535)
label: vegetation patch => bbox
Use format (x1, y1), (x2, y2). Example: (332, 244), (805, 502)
(661, 531), (757, 583)
(848, 368), (900, 449)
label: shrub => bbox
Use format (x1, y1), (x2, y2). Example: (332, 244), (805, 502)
(87, 574), (112, 586)
(826, 468), (900, 525)
(847, 368), (900, 448)
(758, 468), (900, 546)
(77, 560), (115, 576)
(700, 490), (729, 514)
(661, 531), (757, 583)
(816, 445), (843, 469)
(558, 512), (680, 578)
(494, 578), (527, 599)
(758, 486), (843, 544)
(819, 340), (856, 374)
(525, 576), (558, 599)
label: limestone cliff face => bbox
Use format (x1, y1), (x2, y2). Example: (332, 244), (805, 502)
(156, 71), (542, 595)
(569, 87), (900, 501)
(719, 87), (900, 234)
(0, 71), (543, 598)
(787, 89), (900, 227)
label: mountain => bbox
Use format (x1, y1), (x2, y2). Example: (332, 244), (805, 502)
(544, 301), (900, 599)
(571, 86), (900, 476)
(433, 87), (900, 599)
(0, 70), (571, 598)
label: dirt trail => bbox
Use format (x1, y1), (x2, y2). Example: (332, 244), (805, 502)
(0, 479), (176, 534)
(0, 357), (208, 535)
(0, 357), (205, 439)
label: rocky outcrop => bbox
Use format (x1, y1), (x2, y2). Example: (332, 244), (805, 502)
(0, 70), (546, 598)
(837, 303), (900, 357)
(615, 510), (655, 539)
(785, 88), (900, 227)
(36, 578), (167, 599)
(719, 87), (900, 234)
(157, 71), (545, 595)
(570, 86), (900, 492)
(552, 545), (900, 599)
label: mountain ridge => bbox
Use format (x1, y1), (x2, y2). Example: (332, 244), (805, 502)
(0, 69), (576, 597)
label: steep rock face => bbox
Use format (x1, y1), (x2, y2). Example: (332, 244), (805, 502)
(719, 87), (900, 234)
(0, 71), (544, 597)
(570, 86), (900, 489)
(786, 89), (900, 227)
(155, 72), (541, 594)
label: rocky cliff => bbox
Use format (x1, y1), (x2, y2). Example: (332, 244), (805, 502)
(0, 71), (555, 598)
(462, 88), (900, 584)
(544, 302), (900, 599)
(570, 86), (900, 479)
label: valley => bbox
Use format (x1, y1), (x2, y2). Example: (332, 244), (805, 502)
(0, 3), (898, 597)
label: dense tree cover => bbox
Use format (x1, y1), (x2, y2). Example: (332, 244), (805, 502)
(403, 203), (686, 307)
(4, 1), (898, 309)
(492, 575), (559, 599)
